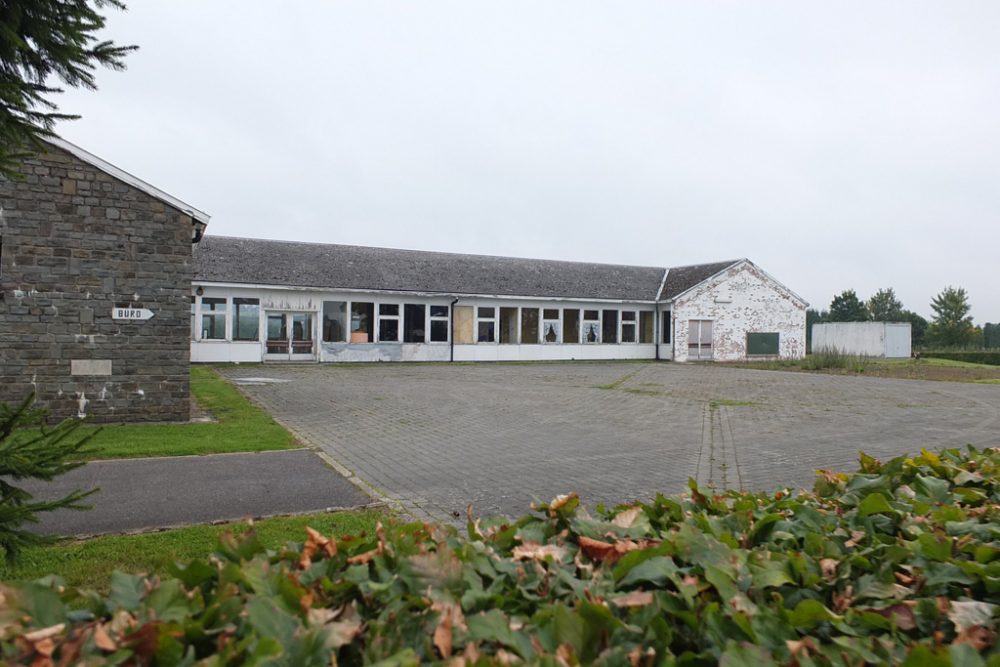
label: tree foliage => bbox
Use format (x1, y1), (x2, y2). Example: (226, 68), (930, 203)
(828, 289), (868, 322)
(0, 0), (136, 176)
(927, 286), (977, 348)
(2, 447), (999, 665)
(866, 287), (905, 322)
(0, 394), (96, 563)
(900, 310), (929, 349)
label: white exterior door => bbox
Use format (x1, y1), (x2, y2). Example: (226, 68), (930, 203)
(265, 312), (316, 361)
(688, 319), (713, 360)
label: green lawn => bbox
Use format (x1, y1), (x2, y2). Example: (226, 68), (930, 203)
(77, 366), (299, 460)
(0, 509), (385, 590)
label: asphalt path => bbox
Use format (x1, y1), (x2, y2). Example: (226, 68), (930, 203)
(18, 449), (372, 537)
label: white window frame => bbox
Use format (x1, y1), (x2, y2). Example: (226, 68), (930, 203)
(377, 302), (401, 343)
(200, 296), (229, 342)
(428, 304), (450, 344)
(476, 306), (497, 344)
(620, 310), (637, 344)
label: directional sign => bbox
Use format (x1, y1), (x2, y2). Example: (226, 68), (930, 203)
(112, 307), (155, 321)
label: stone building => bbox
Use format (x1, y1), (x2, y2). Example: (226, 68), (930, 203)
(0, 138), (209, 422)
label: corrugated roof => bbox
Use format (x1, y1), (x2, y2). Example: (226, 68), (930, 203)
(193, 236), (743, 302)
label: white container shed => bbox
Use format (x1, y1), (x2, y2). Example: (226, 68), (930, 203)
(811, 322), (911, 358)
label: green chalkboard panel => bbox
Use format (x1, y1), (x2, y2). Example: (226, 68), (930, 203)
(747, 332), (779, 356)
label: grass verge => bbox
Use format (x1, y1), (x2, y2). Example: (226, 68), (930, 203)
(0, 509), (385, 590)
(76, 366), (299, 460)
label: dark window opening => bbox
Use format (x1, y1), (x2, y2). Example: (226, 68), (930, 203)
(564, 310), (580, 343)
(404, 304), (426, 343)
(602, 309), (618, 344)
(351, 302), (374, 343)
(500, 307), (518, 344)
(521, 308), (539, 344)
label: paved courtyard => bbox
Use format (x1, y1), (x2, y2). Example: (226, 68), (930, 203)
(222, 362), (1000, 522)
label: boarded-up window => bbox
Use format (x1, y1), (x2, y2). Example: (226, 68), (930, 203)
(453, 306), (474, 344)
(500, 307), (518, 344)
(747, 332), (779, 356)
(639, 311), (653, 343)
(521, 308), (539, 343)
(564, 310), (580, 343)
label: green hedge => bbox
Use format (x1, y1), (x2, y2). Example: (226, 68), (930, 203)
(2, 447), (999, 665)
(923, 351), (1000, 366)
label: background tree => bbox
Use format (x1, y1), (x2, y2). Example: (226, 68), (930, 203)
(0, 394), (96, 563)
(899, 310), (929, 349)
(0, 0), (136, 176)
(926, 286), (977, 348)
(866, 287), (905, 322)
(828, 289), (868, 322)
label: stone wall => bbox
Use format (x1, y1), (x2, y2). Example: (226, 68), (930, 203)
(0, 144), (194, 422)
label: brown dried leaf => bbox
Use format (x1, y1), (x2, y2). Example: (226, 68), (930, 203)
(93, 623), (117, 652)
(23, 625), (65, 644)
(578, 537), (615, 563)
(611, 591), (654, 607)
(820, 558), (839, 582)
(954, 626), (995, 652)
(434, 610), (453, 658)
(869, 604), (917, 631)
(556, 643), (575, 667)
(512, 542), (567, 562)
(347, 548), (379, 565)
(611, 506), (642, 528)
(497, 648), (523, 665)
(845, 530), (866, 549)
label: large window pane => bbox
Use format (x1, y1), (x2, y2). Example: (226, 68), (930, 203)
(380, 303), (399, 316)
(351, 302), (374, 343)
(404, 304), (426, 343)
(564, 310), (580, 343)
(322, 301), (347, 342)
(640, 312), (653, 343)
(499, 307), (518, 344)
(379, 319), (399, 342)
(520, 308), (539, 344)
(602, 310), (618, 344)
(582, 312), (600, 343)
(201, 297), (226, 340)
(478, 321), (495, 342)
(232, 298), (260, 341)
(430, 320), (448, 342)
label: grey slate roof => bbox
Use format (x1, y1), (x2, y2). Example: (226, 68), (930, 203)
(660, 260), (742, 300)
(193, 236), (740, 302)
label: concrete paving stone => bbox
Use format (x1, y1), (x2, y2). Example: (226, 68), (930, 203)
(221, 362), (1000, 523)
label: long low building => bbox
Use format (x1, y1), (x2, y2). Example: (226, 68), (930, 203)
(192, 236), (808, 364)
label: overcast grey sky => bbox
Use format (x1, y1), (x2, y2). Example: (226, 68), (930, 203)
(55, 2), (1000, 321)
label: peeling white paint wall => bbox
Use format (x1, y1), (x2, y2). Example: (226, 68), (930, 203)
(671, 262), (806, 362)
(812, 322), (911, 358)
